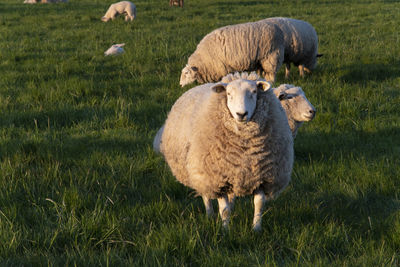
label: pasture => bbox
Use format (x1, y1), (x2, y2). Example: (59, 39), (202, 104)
(0, 0), (399, 265)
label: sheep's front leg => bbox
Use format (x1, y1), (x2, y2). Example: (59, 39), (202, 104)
(253, 189), (266, 232)
(217, 195), (231, 229)
(202, 195), (214, 217)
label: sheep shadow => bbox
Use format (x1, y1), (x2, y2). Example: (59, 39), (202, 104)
(339, 62), (400, 84)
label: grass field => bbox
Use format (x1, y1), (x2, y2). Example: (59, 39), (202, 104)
(0, 0), (400, 265)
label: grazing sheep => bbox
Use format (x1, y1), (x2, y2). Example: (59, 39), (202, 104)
(159, 78), (294, 231)
(272, 84), (316, 138)
(260, 17), (322, 78)
(179, 21), (285, 87)
(101, 1), (136, 22)
(104, 43), (125, 56)
(41, 0), (68, 3)
(24, 0), (38, 3)
(169, 0), (183, 7)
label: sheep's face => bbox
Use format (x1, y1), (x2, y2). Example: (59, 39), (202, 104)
(212, 79), (271, 123)
(274, 85), (316, 122)
(180, 65), (198, 87)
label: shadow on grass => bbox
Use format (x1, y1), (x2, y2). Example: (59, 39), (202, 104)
(339, 62), (400, 84)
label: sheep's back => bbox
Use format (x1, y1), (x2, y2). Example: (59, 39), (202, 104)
(189, 22), (284, 83)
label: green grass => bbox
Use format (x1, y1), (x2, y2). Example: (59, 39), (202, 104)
(0, 0), (400, 265)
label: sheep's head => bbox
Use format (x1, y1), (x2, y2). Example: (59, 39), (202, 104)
(274, 85), (316, 122)
(212, 79), (271, 122)
(101, 16), (110, 22)
(180, 65), (198, 87)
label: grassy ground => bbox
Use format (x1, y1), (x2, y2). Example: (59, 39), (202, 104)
(0, 0), (399, 265)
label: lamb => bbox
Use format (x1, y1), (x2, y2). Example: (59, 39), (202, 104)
(101, 1), (136, 22)
(169, 0), (183, 7)
(260, 17), (322, 78)
(158, 77), (294, 231)
(24, 0), (38, 3)
(179, 21), (285, 87)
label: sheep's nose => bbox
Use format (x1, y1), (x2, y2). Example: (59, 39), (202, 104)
(236, 111), (248, 120)
(309, 109), (316, 118)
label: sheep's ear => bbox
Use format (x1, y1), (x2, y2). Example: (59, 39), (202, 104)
(256, 81), (271, 91)
(211, 83), (227, 93)
(317, 54), (323, 57)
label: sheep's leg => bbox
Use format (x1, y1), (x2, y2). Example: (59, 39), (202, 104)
(252, 189), (266, 232)
(217, 195), (231, 229)
(260, 50), (283, 84)
(202, 195), (214, 217)
(285, 63), (291, 79)
(299, 65), (305, 77)
(228, 193), (235, 210)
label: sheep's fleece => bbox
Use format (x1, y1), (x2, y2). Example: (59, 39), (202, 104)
(261, 17), (320, 77)
(180, 21), (284, 87)
(102, 1), (136, 22)
(159, 80), (294, 201)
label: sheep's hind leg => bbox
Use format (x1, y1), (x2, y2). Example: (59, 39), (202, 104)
(228, 192), (235, 211)
(202, 195), (214, 217)
(252, 189), (266, 232)
(217, 195), (231, 229)
(299, 65), (305, 77)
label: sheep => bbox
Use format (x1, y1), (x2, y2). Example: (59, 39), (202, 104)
(104, 43), (125, 56)
(101, 1), (136, 22)
(222, 72), (316, 137)
(179, 21), (285, 87)
(169, 0), (183, 7)
(24, 0), (38, 3)
(153, 73), (316, 153)
(24, 0), (67, 3)
(272, 84), (316, 138)
(260, 17), (322, 78)
(158, 77), (294, 231)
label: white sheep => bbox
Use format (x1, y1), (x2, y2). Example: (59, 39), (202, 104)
(153, 73), (316, 154)
(179, 21), (285, 87)
(104, 43), (125, 56)
(101, 1), (136, 22)
(158, 78), (294, 231)
(272, 84), (316, 138)
(260, 17), (322, 78)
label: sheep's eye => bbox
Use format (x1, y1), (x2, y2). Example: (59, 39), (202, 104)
(278, 94), (286, 100)
(251, 90), (256, 94)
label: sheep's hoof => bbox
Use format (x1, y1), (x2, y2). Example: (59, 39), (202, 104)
(252, 223), (262, 232)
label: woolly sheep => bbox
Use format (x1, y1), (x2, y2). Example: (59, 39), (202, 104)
(179, 21), (285, 87)
(153, 72), (316, 153)
(158, 78), (294, 231)
(101, 1), (136, 22)
(260, 17), (322, 78)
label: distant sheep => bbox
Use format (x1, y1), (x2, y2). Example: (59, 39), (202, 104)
(179, 21), (285, 87)
(158, 77), (293, 231)
(24, 0), (67, 3)
(261, 17), (322, 78)
(24, 0), (38, 3)
(169, 0), (183, 7)
(102, 1), (136, 22)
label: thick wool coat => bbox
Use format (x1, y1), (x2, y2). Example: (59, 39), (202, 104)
(160, 83), (293, 199)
